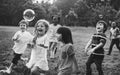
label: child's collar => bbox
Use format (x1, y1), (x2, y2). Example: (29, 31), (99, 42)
(21, 30), (26, 32)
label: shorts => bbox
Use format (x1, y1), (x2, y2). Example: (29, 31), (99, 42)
(12, 52), (22, 65)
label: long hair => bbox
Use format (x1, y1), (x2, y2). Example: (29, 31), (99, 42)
(34, 19), (49, 34)
(33, 19), (49, 44)
(57, 27), (73, 44)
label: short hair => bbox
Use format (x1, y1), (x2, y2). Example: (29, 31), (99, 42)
(19, 19), (29, 27)
(96, 20), (107, 33)
(34, 19), (49, 34)
(51, 15), (60, 23)
(111, 21), (116, 26)
(57, 27), (73, 44)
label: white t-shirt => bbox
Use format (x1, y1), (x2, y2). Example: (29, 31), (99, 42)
(12, 30), (33, 54)
(26, 34), (49, 70)
(48, 24), (61, 42)
(110, 27), (119, 39)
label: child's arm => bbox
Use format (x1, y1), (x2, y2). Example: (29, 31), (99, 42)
(116, 28), (120, 35)
(89, 38), (106, 53)
(109, 31), (112, 40)
(27, 35), (35, 49)
(85, 38), (92, 53)
(12, 32), (20, 43)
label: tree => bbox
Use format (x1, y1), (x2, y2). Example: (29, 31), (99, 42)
(54, 0), (78, 15)
(0, 0), (31, 25)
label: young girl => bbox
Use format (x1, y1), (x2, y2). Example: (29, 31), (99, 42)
(25, 19), (50, 75)
(56, 27), (79, 75)
(49, 15), (61, 59)
(0, 20), (33, 74)
(85, 20), (107, 75)
(107, 21), (120, 55)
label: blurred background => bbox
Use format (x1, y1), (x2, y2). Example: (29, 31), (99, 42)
(0, 0), (120, 27)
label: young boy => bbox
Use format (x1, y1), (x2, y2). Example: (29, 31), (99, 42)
(48, 15), (61, 59)
(85, 20), (107, 75)
(107, 21), (120, 55)
(0, 20), (33, 74)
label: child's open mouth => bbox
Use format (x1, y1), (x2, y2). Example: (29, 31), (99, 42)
(38, 29), (43, 32)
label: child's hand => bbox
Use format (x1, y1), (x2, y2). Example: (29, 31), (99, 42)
(88, 48), (94, 55)
(84, 49), (88, 56)
(27, 43), (34, 48)
(13, 38), (20, 43)
(16, 39), (20, 43)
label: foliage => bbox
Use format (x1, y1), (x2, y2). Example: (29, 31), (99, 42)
(0, 0), (31, 25)
(0, 0), (119, 26)
(54, 0), (78, 15)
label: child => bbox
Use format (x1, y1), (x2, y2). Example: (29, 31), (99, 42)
(85, 20), (107, 75)
(25, 19), (50, 75)
(56, 27), (79, 75)
(0, 20), (33, 74)
(49, 15), (61, 59)
(107, 21), (120, 55)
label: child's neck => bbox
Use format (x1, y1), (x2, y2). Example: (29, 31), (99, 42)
(112, 27), (116, 29)
(21, 30), (26, 32)
(37, 34), (45, 37)
(53, 23), (58, 26)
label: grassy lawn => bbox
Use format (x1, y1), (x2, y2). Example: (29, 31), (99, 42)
(0, 26), (120, 75)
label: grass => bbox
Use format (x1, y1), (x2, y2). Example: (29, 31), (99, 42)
(0, 26), (120, 75)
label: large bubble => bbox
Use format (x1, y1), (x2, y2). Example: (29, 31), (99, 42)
(23, 9), (35, 22)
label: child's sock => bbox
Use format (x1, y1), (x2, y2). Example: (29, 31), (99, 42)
(5, 63), (14, 74)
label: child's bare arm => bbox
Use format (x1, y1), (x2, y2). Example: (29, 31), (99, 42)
(90, 42), (104, 53)
(85, 38), (92, 53)
(90, 38), (106, 53)
(109, 31), (112, 40)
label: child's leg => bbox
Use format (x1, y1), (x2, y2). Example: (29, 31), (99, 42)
(94, 55), (104, 75)
(6, 53), (22, 73)
(115, 38), (120, 52)
(72, 56), (80, 74)
(23, 66), (31, 75)
(50, 42), (57, 58)
(49, 42), (53, 50)
(31, 66), (46, 75)
(108, 39), (115, 55)
(52, 42), (57, 55)
(49, 42), (54, 58)
(86, 54), (94, 75)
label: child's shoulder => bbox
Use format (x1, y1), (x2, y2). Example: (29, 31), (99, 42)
(92, 33), (106, 39)
(25, 31), (31, 34)
(15, 30), (21, 34)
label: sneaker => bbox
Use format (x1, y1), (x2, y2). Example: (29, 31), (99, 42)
(0, 70), (6, 73)
(5, 69), (11, 74)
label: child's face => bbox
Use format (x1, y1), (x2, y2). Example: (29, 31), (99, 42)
(19, 23), (27, 31)
(36, 22), (46, 36)
(111, 22), (116, 27)
(56, 33), (62, 42)
(96, 23), (104, 33)
(52, 17), (58, 25)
